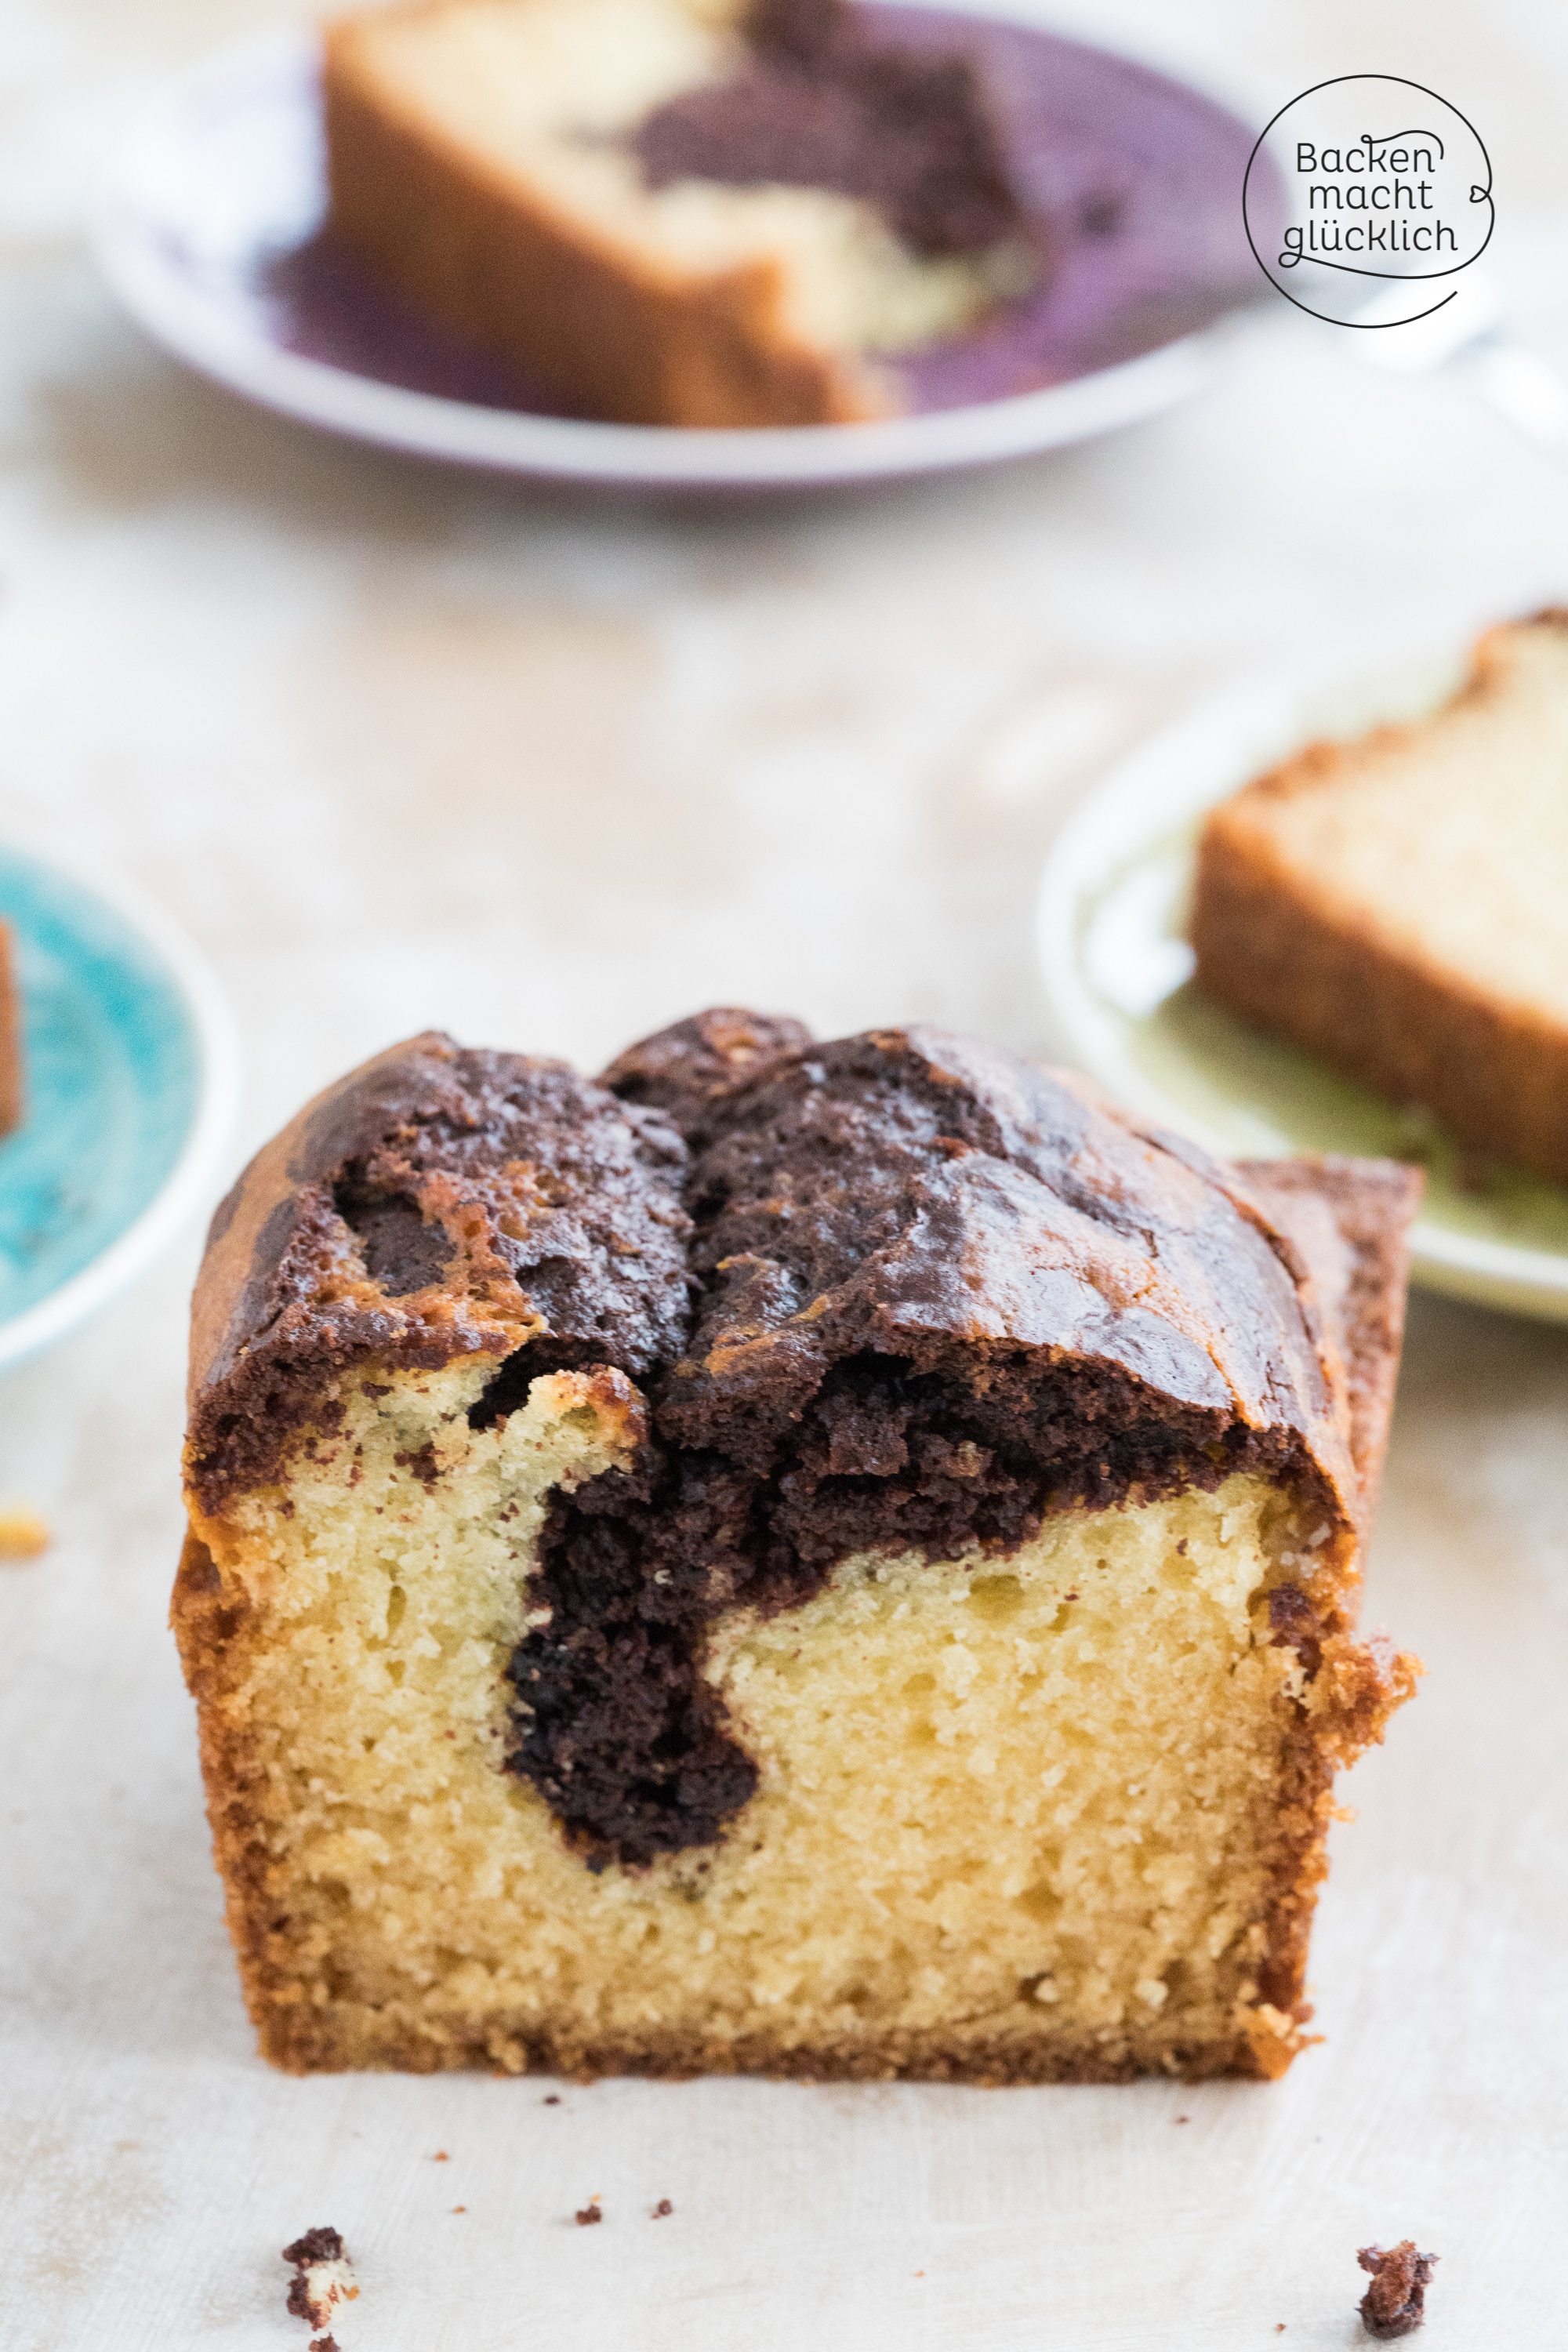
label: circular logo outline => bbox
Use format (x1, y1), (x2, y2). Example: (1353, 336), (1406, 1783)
(1243, 74), (1494, 328)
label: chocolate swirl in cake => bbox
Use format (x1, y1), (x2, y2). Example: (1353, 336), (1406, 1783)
(187, 1014), (1369, 1871)
(633, 0), (1027, 260)
(507, 1020), (1359, 1864)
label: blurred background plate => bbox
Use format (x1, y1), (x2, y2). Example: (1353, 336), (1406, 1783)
(91, 10), (1268, 490)
(1035, 641), (1568, 1324)
(0, 838), (238, 1371)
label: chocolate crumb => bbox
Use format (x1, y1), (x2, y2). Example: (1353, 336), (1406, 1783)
(652, 2198), (673, 2218)
(283, 2227), (344, 2270)
(1358, 2242), (1437, 2339)
(575, 2201), (603, 2227)
(544, 2095), (561, 2106)
(1174, 2114), (1189, 2125)
(310, 2339), (340, 2352)
(282, 2228), (358, 2332)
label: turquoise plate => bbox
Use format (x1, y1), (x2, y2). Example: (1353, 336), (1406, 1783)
(1036, 636), (1568, 1324)
(0, 838), (237, 1370)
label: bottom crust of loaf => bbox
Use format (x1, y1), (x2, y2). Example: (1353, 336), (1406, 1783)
(176, 1355), (1410, 2082)
(235, 2005), (1289, 2085)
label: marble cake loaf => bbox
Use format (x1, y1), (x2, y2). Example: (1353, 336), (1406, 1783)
(175, 1014), (1421, 2081)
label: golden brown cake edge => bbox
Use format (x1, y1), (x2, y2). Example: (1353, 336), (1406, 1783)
(1210, 1153), (1421, 2079)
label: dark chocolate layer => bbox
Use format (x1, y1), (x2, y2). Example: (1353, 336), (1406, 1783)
(633, 0), (1026, 260)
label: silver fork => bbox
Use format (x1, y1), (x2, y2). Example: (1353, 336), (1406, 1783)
(1346, 272), (1568, 463)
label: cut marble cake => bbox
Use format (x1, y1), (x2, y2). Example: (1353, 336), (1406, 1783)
(175, 1013), (1421, 2081)
(323, 0), (1040, 426)
(1192, 609), (1568, 1187)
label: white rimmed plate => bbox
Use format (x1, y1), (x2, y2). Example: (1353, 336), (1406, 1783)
(90, 9), (1269, 490)
(1035, 641), (1568, 1323)
(0, 837), (238, 1372)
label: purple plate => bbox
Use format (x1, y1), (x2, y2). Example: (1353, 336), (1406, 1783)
(93, 12), (1266, 488)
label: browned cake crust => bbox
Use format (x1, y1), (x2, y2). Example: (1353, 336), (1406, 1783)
(1225, 1153), (1421, 2066)
(0, 921), (21, 1138)
(175, 1017), (1420, 2082)
(1235, 1156), (1417, 1527)
(1190, 611), (1568, 1185)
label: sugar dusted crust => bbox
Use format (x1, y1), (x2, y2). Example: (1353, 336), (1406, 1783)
(1192, 609), (1568, 1185)
(175, 1016), (1421, 2082)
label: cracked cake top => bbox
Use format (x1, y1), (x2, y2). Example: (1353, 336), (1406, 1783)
(187, 1011), (1383, 1531)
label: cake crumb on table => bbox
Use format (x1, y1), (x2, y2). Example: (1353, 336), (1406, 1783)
(309, 2339), (340, 2352)
(575, 2201), (602, 2227)
(0, 1507), (50, 1561)
(544, 2096), (561, 2107)
(1358, 2241), (1438, 2339)
(652, 2199), (673, 2218)
(282, 2227), (359, 2331)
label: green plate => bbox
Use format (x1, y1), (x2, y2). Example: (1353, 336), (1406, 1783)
(1035, 644), (1568, 1322)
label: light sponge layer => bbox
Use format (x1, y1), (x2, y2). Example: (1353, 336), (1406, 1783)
(178, 1362), (1329, 2080)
